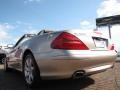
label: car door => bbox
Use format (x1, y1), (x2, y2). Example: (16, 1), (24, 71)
(8, 36), (25, 70)
(8, 34), (34, 70)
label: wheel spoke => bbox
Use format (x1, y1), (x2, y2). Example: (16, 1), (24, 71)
(31, 66), (34, 71)
(25, 71), (28, 77)
(26, 58), (30, 67)
(29, 72), (33, 81)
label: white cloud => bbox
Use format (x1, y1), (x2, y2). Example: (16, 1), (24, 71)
(80, 20), (90, 26)
(97, 0), (120, 17)
(24, 29), (39, 34)
(80, 20), (95, 29)
(0, 23), (13, 40)
(0, 23), (15, 46)
(16, 21), (32, 26)
(0, 22), (40, 46)
(23, 26), (40, 34)
(24, 0), (41, 3)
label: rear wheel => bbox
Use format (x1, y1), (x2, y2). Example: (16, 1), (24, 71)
(0, 54), (6, 64)
(23, 53), (40, 88)
(2, 58), (5, 64)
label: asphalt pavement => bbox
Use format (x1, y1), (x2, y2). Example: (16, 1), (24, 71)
(0, 61), (120, 90)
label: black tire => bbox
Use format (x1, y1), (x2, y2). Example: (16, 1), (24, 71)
(0, 54), (6, 64)
(23, 53), (40, 88)
(2, 58), (5, 64)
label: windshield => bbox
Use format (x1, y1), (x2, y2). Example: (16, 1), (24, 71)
(13, 34), (35, 48)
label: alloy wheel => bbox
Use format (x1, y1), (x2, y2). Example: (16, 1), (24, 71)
(24, 55), (34, 84)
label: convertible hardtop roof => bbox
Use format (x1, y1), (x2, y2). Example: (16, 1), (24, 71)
(37, 30), (54, 35)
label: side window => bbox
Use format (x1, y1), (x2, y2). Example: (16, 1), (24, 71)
(13, 37), (24, 48)
(38, 30), (44, 35)
(13, 34), (34, 49)
(14, 37), (28, 48)
(17, 38), (29, 46)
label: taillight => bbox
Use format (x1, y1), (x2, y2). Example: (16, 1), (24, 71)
(51, 32), (89, 50)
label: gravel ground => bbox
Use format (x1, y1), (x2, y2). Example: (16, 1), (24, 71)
(0, 62), (120, 90)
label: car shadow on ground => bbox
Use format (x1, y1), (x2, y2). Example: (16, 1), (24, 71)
(39, 77), (94, 90)
(0, 67), (95, 90)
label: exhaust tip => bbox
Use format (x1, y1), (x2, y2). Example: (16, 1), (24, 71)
(73, 70), (85, 79)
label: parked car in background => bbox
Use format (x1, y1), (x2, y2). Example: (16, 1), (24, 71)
(4, 30), (117, 87)
(0, 46), (7, 64)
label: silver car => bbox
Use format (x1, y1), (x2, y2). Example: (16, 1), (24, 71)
(4, 30), (117, 87)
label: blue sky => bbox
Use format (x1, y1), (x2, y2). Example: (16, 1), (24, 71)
(0, 0), (120, 46)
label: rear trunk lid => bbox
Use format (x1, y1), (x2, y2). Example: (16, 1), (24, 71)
(65, 30), (111, 51)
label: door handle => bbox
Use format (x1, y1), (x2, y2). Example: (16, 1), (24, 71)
(17, 46), (20, 49)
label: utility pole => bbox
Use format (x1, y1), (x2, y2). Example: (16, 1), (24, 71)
(108, 24), (111, 39)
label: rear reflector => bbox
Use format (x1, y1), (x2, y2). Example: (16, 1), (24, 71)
(94, 31), (102, 35)
(110, 44), (114, 50)
(51, 32), (89, 50)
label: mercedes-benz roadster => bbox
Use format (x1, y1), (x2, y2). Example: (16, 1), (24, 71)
(4, 30), (117, 87)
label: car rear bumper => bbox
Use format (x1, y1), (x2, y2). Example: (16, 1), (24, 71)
(34, 50), (117, 80)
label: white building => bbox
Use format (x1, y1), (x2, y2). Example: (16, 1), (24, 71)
(96, 15), (120, 55)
